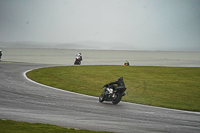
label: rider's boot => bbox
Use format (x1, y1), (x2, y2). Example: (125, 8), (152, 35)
(122, 92), (128, 96)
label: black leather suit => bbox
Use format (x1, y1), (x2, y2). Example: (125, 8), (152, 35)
(108, 78), (125, 89)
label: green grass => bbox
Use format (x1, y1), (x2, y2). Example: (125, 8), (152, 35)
(0, 119), (111, 133)
(26, 65), (200, 112)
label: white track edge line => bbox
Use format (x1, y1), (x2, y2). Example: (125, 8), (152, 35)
(23, 69), (97, 99)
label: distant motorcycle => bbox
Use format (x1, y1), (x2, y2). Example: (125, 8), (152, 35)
(74, 57), (82, 65)
(99, 84), (127, 105)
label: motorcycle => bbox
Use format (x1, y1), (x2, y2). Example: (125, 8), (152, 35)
(99, 84), (127, 105)
(74, 57), (82, 65)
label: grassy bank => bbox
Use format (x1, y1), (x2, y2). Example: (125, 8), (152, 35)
(26, 65), (200, 111)
(0, 119), (110, 133)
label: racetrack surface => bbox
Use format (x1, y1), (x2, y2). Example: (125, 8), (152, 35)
(0, 62), (200, 133)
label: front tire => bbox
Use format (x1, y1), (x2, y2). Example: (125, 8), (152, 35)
(99, 93), (104, 103)
(112, 93), (122, 105)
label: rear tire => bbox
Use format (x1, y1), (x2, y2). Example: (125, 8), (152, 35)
(112, 93), (122, 105)
(99, 93), (104, 103)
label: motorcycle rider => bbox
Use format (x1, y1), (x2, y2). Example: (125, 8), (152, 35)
(105, 77), (125, 95)
(124, 61), (129, 66)
(74, 53), (83, 65)
(76, 53), (82, 61)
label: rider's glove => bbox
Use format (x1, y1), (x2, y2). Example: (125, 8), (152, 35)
(104, 84), (109, 87)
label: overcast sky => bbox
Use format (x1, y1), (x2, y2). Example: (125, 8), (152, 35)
(0, 0), (200, 51)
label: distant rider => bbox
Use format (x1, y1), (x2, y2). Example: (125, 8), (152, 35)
(124, 61), (129, 66)
(76, 53), (82, 61)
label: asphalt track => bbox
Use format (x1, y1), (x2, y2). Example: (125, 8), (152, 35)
(0, 62), (200, 133)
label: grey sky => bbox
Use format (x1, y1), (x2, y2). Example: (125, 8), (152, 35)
(0, 0), (200, 51)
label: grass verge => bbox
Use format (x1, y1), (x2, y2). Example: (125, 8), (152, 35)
(26, 65), (200, 112)
(0, 119), (111, 133)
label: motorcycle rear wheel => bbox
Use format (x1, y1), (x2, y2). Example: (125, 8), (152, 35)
(99, 93), (104, 103)
(112, 93), (122, 105)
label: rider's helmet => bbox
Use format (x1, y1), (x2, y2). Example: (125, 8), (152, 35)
(118, 77), (123, 81)
(79, 53), (81, 55)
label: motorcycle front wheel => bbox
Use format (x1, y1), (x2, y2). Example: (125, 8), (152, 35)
(112, 93), (122, 105)
(99, 93), (104, 103)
